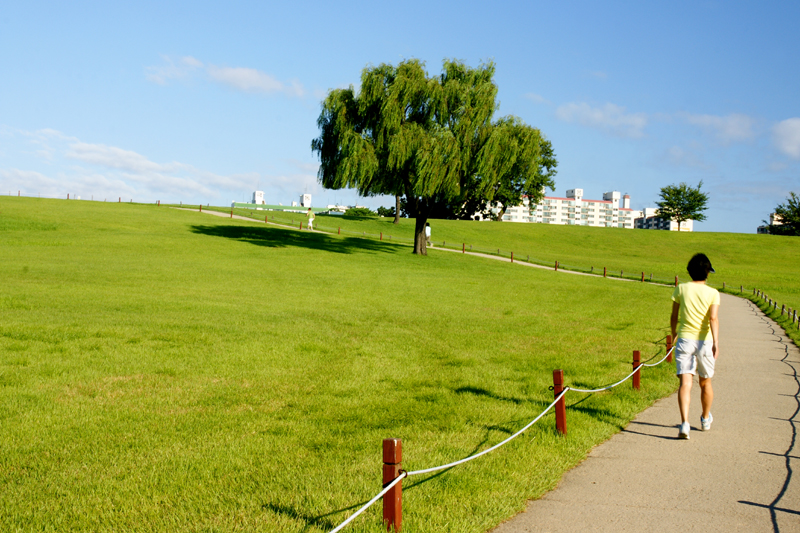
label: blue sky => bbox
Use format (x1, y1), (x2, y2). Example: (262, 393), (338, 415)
(1, 1), (798, 232)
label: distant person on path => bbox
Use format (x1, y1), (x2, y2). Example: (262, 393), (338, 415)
(425, 222), (431, 246)
(671, 253), (720, 439)
(306, 208), (315, 231)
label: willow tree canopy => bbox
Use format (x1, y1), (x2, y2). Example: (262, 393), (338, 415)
(312, 59), (556, 254)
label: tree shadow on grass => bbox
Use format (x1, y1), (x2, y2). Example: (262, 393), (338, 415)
(190, 224), (401, 255)
(453, 386), (527, 405)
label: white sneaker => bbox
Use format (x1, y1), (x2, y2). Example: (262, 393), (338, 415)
(701, 414), (713, 431)
(678, 422), (691, 439)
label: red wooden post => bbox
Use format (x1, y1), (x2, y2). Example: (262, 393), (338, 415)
(632, 350), (641, 390)
(641, 272), (644, 282)
(230, 209), (233, 218)
(666, 335), (673, 363)
(603, 267), (607, 278)
(380, 232), (383, 241)
(511, 251), (514, 263)
(338, 227), (341, 235)
(265, 215), (268, 223)
(199, 205), (202, 212)
(300, 222), (303, 230)
(555, 261), (558, 271)
(382, 439), (402, 532)
(553, 370), (567, 435)
(462, 243), (465, 253)
(674, 276), (678, 287)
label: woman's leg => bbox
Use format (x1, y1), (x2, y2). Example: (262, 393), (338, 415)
(678, 373), (693, 423)
(699, 377), (713, 419)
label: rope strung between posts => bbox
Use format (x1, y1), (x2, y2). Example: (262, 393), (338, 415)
(328, 344), (673, 532)
(327, 389), (567, 532)
(328, 473), (408, 533)
(406, 389), (568, 477)
(567, 347), (673, 393)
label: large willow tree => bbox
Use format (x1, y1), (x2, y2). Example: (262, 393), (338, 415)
(311, 59), (556, 255)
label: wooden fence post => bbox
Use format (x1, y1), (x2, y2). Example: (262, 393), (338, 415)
(462, 243), (465, 253)
(555, 261), (559, 271)
(383, 439), (403, 532)
(666, 335), (673, 363)
(511, 252), (514, 263)
(553, 370), (567, 435)
(641, 272), (644, 282)
(675, 276), (678, 287)
(633, 350), (641, 390)
(603, 267), (607, 278)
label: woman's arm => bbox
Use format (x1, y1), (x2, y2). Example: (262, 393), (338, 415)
(671, 301), (680, 341)
(709, 304), (719, 358)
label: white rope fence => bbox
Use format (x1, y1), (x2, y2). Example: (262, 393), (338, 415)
(328, 344), (675, 532)
(329, 473), (408, 533)
(568, 347), (673, 393)
(406, 389), (568, 477)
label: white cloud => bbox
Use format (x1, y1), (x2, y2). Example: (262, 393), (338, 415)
(145, 55), (204, 85)
(1, 128), (261, 201)
(0, 168), (57, 187)
(773, 118), (800, 159)
(206, 65), (305, 97)
(682, 113), (755, 143)
(65, 142), (182, 174)
(145, 55), (305, 98)
(555, 102), (647, 138)
(524, 93), (552, 106)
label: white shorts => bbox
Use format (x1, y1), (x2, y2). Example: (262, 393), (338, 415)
(675, 338), (715, 378)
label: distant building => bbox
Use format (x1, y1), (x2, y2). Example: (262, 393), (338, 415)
(300, 194), (312, 207)
(253, 191), (265, 204)
(498, 188), (641, 228)
(757, 213), (783, 234)
(634, 208), (694, 232)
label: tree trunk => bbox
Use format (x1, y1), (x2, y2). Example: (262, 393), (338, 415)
(414, 215), (428, 255)
(393, 194), (401, 224)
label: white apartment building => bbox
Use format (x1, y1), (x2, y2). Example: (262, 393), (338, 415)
(634, 208), (694, 232)
(501, 189), (641, 229)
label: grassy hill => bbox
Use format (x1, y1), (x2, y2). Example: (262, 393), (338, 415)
(221, 205), (800, 319)
(0, 197), (793, 532)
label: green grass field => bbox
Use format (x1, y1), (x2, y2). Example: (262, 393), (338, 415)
(216, 205), (800, 317)
(1, 197), (794, 532)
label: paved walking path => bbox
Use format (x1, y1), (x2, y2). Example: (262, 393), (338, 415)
(492, 293), (800, 533)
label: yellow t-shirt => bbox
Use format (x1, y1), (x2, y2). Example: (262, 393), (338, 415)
(671, 282), (720, 341)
